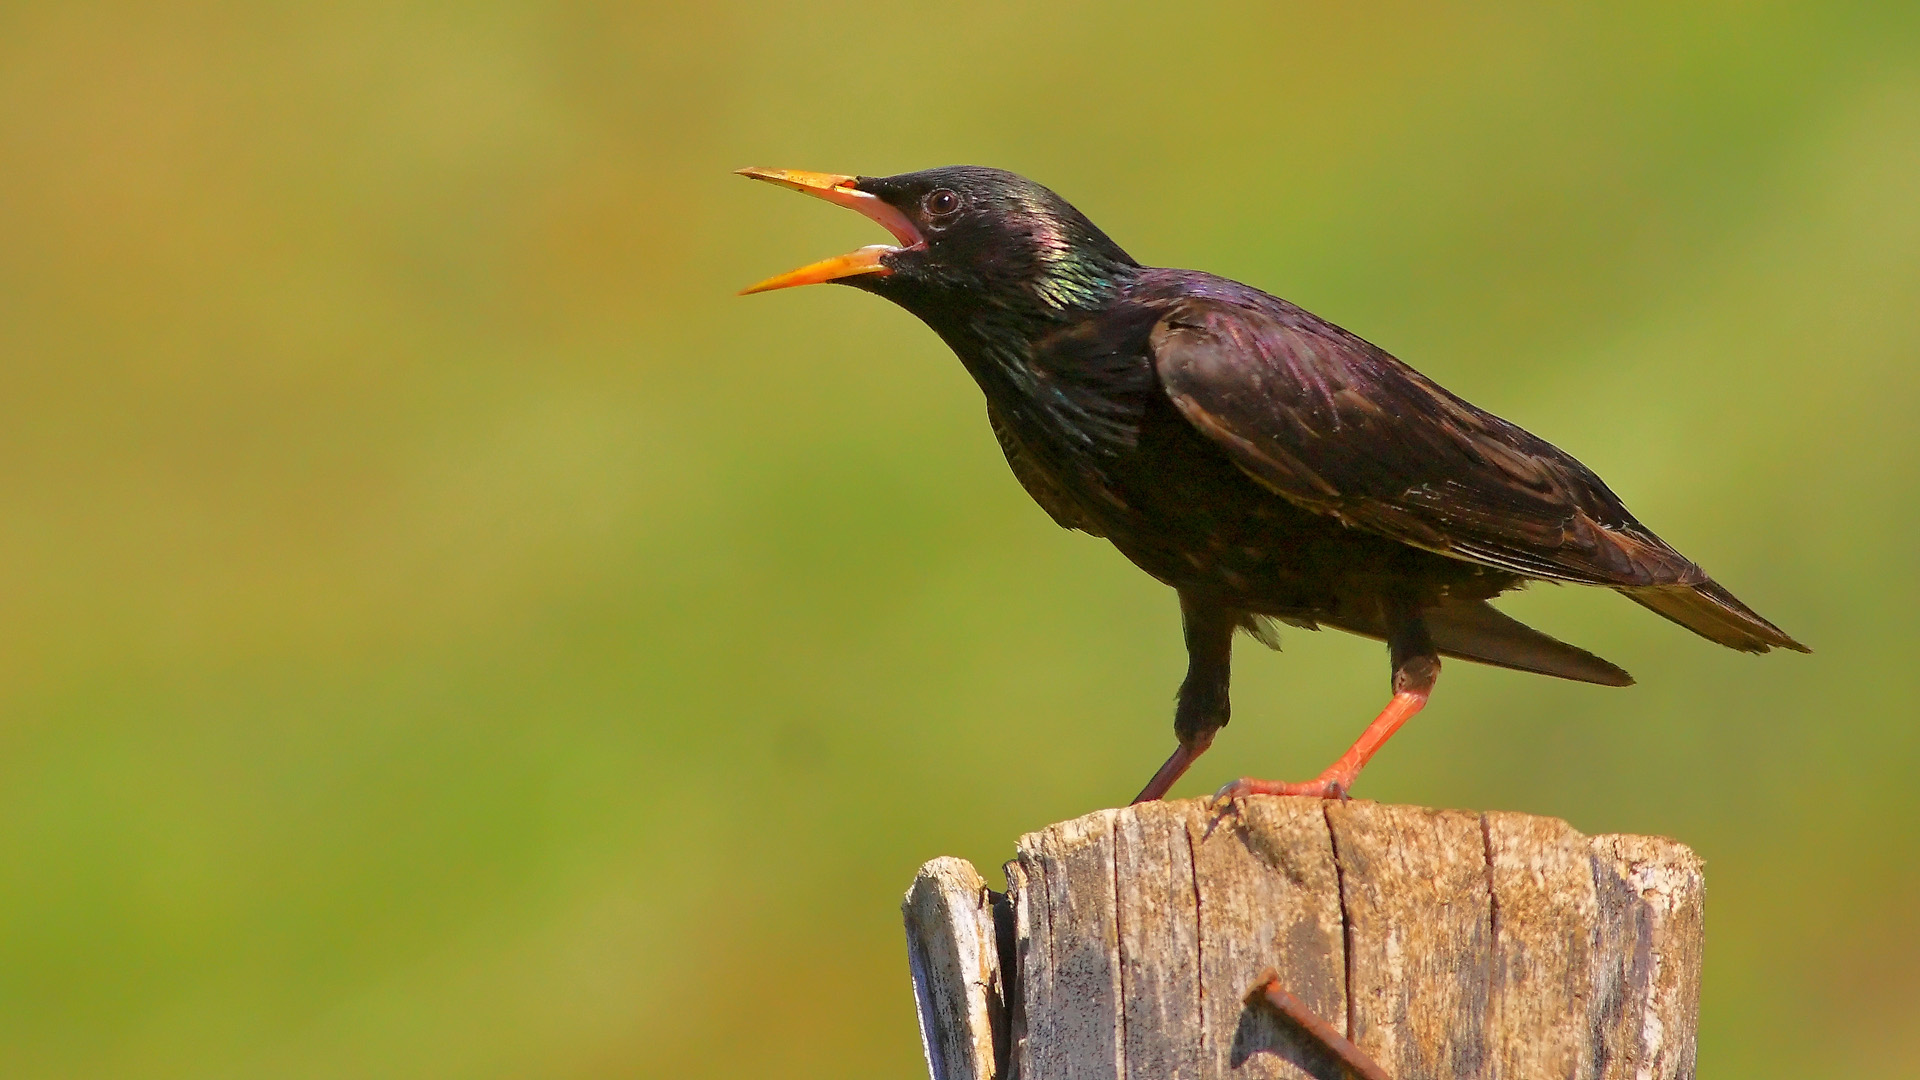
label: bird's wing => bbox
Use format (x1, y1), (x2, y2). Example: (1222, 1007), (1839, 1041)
(1149, 295), (1703, 587)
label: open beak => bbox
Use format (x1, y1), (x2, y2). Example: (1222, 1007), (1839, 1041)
(736, 168), (926, 294)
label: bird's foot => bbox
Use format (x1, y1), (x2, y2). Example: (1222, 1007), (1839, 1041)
(1203, 772), (1355, 839)
(1208, 772), (1353, 812)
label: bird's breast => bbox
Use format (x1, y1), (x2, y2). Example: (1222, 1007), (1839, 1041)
(990, 385), (1501, 614)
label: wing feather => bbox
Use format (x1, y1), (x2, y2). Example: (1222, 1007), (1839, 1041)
(1149, 294), (1702, 588)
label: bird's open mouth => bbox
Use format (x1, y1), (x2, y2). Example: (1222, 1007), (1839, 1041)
(736, 168), (927, 294)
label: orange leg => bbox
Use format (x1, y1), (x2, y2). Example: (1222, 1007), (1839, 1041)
(1134, 598), (1441, 806)
(1213, 613), (1440, 803)
(1213, 686), (1430, 801)
(1132, 732), (1212, 804)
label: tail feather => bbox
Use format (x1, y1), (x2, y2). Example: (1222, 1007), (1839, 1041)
(1621, 581), (1809, 655)
(1304, 600), (1634, 686)
(1423, 601), (1635, 686)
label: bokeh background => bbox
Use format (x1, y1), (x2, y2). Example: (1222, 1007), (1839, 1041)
(1, 1), (1915, 1076)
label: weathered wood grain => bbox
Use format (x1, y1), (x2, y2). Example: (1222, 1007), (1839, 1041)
(1191, 796), (1347, 1080)
(905, 797), (1704, 1080)
(1482, 811), (1597, 1080)
(904, 856), (1005, 1080)
(1328, 802), (1496, 1079)
(1587, 834), (1705, 1080)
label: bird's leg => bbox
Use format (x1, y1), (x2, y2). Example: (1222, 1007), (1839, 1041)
(1133, 593), (1237, 804)
(1216, 613), (1440, 802)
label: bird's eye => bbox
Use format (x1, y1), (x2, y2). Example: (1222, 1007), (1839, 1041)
(923, 189), (961, 217)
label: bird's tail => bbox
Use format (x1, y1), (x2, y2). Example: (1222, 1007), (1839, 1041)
(1619, 580), (1809, 655)
(1302, 600), (1635, 686)
(1422, 601), (1636, 686)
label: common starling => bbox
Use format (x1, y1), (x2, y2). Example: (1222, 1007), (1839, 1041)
(737, 165), (1807, 804)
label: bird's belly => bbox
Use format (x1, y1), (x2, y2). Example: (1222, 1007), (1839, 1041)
(1101, 494), (1506, 614)
(1085, 421), (1505, 615)
(988, 386), (1504, 614)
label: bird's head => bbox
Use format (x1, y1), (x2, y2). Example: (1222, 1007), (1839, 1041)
(737, 166), (1139, 323)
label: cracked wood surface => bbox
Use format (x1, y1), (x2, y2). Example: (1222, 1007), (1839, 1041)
(903, 797), (1702, 1080)
(905, 857), (1008, 1080)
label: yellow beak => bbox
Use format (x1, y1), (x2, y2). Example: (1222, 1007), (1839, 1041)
(736, 168), (926, 294)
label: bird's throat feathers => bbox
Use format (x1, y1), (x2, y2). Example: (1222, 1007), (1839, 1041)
(941, 273), (1164, 468)
(929, 258), (1140, 400)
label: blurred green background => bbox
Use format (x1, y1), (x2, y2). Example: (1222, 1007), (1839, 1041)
(0, 1), (1914, 1076)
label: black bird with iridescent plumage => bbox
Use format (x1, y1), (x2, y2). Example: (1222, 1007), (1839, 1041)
(737, 165), (1807, 804)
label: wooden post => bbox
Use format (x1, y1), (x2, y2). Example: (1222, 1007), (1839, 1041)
(903, 797), (1703, 1080)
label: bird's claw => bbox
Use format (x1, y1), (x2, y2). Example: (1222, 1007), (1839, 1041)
(1209, 774), (1354, 806)
(1202, 775), (1348, 838)
(1203, 784), (1249, 839)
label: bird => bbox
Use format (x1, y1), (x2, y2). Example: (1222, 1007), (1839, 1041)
(735, 165), (1807, 805)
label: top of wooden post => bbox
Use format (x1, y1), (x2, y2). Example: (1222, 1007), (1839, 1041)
(905, 796), (1704, 1080)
